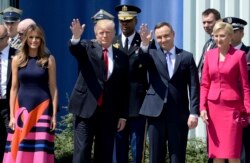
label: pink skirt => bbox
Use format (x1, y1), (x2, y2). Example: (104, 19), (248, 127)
(207, 98), (243, 158)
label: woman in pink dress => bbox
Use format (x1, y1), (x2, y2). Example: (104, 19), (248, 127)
(200, 21), (250, 163)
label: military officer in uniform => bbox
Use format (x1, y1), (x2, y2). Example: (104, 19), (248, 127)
(223, 16), (250, 163)
(91, 9), (114, 24)
(0, 6), (22, 49)
(113, 4), (156, 163)
(222, 17), (249, 54)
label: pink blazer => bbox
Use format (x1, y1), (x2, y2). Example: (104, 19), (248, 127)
(200, 46), (250, 112)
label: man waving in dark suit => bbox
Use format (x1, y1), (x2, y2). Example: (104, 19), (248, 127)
(68, 15), (129, 163)
(139, 22), (200, 163)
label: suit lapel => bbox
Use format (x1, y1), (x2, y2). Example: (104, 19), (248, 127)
(173, 47), (182, 75)
(113, 35), (125, 54)
(240, 44), (250, 54)
(214, 49), (220, 73)
(112, 46), (120, 64)
(210, 40), (217, 49)
(7, 47), (16, 84)
(127, 33), (141, 55)
(114, 33), (141, 56)
(110, 47), (121, 79)
(221, 46), (236, 69)
(7, 55), (12, 82)
(154, 49), (169, 80)
(90, 41), (106, 81)
(92, 41), (103, 59)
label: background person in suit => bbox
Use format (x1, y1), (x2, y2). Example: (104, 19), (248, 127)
(200, 21), (250, 163)
(0, 24), (16, 162)
(13, 18), (36, 49)
(198, 8), (221, 79)
(68, 15), (129, 163)
(139, 22), (200, 163)
(222, 17), (250, 54)
(91, 9), (114, 24)
(223, 17), (250, 163)
(113, 4), (155, 163)
(199, 9), (221, 163)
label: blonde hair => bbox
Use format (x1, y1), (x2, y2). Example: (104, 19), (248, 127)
(94, 19), (115, 34)
(16, 24), (50, 68)
(213, 21), (234, 36)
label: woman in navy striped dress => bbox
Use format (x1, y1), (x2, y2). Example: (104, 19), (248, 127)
(3, 24), (58, 163)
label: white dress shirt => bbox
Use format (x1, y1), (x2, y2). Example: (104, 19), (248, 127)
(1, 45), (10, 99)
(121, 32), (135, 49)
(234, 42), (243, 50)
(70, 38), (114, 79)
(105, 46), (114, 79)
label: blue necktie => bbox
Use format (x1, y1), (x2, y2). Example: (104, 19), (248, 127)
(166, 52), (174, 78)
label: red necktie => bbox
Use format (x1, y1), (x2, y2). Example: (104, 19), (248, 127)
(103, 48), (109, 79)
(97, 48), (109, 106)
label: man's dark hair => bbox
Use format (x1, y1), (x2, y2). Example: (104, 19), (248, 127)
(154, 22), (174, 33)
(202, 8), (221, 21)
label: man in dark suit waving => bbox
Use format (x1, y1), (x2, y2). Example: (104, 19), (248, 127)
(139, 22), (200, 163)
(68, 14), (129, 163)
(0, 24), (16, 162)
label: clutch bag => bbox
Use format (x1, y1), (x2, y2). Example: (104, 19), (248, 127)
(233, 110), (249, 128)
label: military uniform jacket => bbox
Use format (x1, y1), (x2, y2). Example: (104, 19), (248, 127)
(240, 43), (250, 81)
(113, 32), (155, 117)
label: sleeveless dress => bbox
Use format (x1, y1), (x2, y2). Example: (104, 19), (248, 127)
(3, 56), (54, 163)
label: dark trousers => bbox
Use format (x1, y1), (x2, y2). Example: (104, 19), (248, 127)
(113, 116), (146, 163)
(72, 108), (117, 163)
(208, 159), (229, 163)
(0, 99), (9, 162)
(242, 125), (250, 163)
(147, 108), (188, 163)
